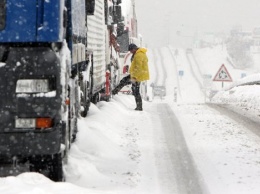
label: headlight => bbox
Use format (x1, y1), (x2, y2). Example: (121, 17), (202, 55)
(16, 79), (50, 93)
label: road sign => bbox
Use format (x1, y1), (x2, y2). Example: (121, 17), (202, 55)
(213, 64), (232, 82)
(241, 73), (247, 78)
(179, 70), (184, 76)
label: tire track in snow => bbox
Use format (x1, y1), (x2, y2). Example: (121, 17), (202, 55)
(150, 103), (207, 194)
(158, 49), (167, 86)
(167, 46), (182, 99)
(176, 49), (205, 103)
(148, 49), (157, 85)
(153, 48), (165, 86)
(186, 52), (203, 89)
(151, 49), (160, 86)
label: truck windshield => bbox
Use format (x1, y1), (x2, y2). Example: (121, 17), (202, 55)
(0, 0), (6, 30)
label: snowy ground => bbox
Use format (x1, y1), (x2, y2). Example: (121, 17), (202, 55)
(2, 45), (260, 193)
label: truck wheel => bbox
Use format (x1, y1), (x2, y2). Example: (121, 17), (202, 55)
(80, 87), (89, 117)
(48, 153), (64, 182)
(29, 154), (64, 182)
(72, 116), (78, 143)
(92, 92), (100, 104)
(81, 103), (88, 117)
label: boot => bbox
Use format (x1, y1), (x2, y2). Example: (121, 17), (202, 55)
(134, 96), (143, 111)
(135, 107), (143, 111)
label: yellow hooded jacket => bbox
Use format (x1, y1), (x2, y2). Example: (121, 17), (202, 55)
(129, 48), (150, 82)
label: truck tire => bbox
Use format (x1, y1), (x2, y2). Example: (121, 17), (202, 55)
(48, 153), (63, 182)
(29, 154), (64, 182)
(80, 84), (89, 117)
(92, 92), (100, 104)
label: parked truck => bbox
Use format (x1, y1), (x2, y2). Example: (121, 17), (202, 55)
(0, 0), (124, 181)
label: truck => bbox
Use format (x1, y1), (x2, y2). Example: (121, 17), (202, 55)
(0, 0), (124, 181)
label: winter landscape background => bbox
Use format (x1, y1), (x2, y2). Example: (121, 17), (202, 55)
(2, 0), (260, 193)
(2, 42), (260, 194)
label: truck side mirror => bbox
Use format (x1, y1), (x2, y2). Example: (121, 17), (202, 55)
(109, 6), (113, 16)
(113, 5), (122, 24)
(86, 0), (95, 15)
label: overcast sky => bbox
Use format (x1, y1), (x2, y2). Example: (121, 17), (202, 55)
(135, 0), (260, 48)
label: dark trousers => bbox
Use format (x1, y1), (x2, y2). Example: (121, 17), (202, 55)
(112, 75), (131, 94)
(132, 81), (142, 109)
(112, 75), (142, 108)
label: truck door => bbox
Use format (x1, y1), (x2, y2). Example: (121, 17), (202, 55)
(36, 0), (63, 42)
(0, 0), (63, 43)
(0, 0), (37, 42)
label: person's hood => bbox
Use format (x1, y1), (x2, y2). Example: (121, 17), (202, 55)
(136, 48), (147, 54)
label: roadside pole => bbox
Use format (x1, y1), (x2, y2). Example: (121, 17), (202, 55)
(174, 87), (177, 102)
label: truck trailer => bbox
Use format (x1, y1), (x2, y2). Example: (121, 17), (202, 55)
(0, 0), (124, 181)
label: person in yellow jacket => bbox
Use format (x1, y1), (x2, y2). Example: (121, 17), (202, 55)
(129, 46), (150, 82)
(112, 43), (150, 111)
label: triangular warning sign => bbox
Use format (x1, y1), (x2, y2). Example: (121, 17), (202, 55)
(213, 64), (232, 82)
